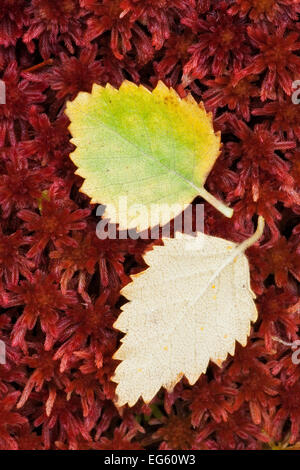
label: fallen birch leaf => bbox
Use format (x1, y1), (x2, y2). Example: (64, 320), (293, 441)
(113, 217), (265, 407)
(66, 81), (232, 230)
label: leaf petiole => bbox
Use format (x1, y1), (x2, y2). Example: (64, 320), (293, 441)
(198, 186), (233, 218)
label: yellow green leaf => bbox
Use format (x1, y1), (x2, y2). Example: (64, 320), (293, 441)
(112, 217), (265, 407)
(66, 81), (232, 230)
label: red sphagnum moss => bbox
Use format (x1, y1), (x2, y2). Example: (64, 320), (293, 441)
(0, 0), (299, 450)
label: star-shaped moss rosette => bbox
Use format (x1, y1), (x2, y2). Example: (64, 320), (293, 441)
(66, 81), (233, 231)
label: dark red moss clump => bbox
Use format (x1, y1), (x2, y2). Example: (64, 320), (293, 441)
(0, 0), (299, 450)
